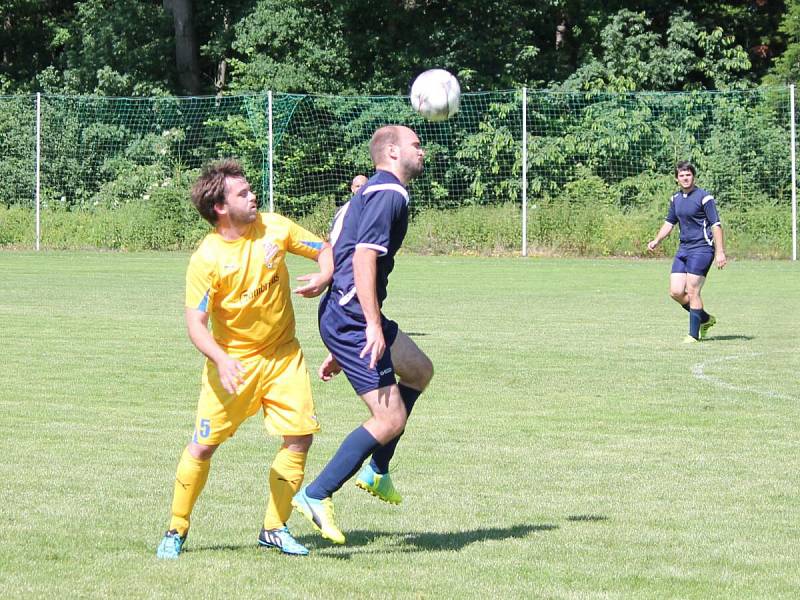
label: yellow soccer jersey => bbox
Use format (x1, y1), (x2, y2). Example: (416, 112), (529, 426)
(185, 213), (323, 357)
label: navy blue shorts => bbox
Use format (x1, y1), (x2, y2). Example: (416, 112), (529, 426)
(671, 247), (714, 277)
(318, 293), (399, 395)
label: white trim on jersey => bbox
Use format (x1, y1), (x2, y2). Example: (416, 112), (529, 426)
(701, 194), (714, 205)
(329, 202), (350, 247)
(363, 183), (409, 204)
(356, 242), (388, 255)
(702, 219), (713, 246)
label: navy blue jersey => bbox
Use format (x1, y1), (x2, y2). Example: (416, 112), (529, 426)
(327, 170), (409, 317)
(665, 187), (721, 251)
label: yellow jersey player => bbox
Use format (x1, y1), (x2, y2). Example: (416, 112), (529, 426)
(156, 159), (333, 558)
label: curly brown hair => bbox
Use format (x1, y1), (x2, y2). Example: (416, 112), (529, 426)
(191, 159), (246, 225)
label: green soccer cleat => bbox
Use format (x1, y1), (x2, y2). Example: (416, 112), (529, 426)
(682, 334), (699, 344)
(258, 526), (309, 556)
(699, 315), (717, 339)
(291, 487), (345, 544)
(156, 529), (186, 559)
(355, 464), (402, 505)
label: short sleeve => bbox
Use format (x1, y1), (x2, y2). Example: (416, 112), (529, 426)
(285, 217), (324, 260)
(185, 250), (216, 312)
(702, 196), (721, 226)
(355, 192), (404, 256)
(665, 197), (678, 224)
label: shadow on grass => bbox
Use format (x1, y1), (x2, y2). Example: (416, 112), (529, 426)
(311, 523), (557, 559)
(566, 514), (608, 522)
(190, 517), (622, 556)
(703, 335), (755, 342)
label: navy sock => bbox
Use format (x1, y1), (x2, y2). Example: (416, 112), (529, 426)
(681, 302), (690, 312)
(689, 309), (703, 339)
(370, 384), (421, 474)
(306, 425), (380, 500)
(699, 308), (710, 322)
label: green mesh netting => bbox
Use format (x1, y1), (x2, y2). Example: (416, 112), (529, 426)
(0, 87), (793, 241)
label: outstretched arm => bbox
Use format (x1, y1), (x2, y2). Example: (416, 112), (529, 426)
(294, 242), (334, 298)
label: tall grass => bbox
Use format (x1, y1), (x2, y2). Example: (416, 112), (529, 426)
(1, 202), (792, 257)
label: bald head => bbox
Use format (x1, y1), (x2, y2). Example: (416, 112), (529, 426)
(350, 175), (368, 194)
(368, 125), (424, 183)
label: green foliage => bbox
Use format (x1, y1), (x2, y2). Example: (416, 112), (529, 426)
(0, 1), (793, 97)
(229, 0), (351, 93)
(766, 0), (800, 84)
(0, 199), (791, 258)
(0, 205), (35, 245)
(563, 10), (751, 92)
(405, 204), (521, 255)
(47, 0), (175, 96)
(0, 96), (35, 205)
(0, 87), (794, 259)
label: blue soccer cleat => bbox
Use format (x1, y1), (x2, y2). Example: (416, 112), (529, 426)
(156, 529), (186, 559)
(355, 463), (402, 505)
(291, 486), (345, 544)
(258, 526), (309, 556)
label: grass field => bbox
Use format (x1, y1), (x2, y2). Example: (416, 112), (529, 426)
(0, 251), (798, 599)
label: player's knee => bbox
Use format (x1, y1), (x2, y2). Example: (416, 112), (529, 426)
(403, 354), (434, 390)
(378, 407), (407, 438)
(388, 411), (407, 438)
(418, 356), (434, 389)
(669, 288), (684, 301)
(284, 434), (313, 453)
(188, 442), (217, 460)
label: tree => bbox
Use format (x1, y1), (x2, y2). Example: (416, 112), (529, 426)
(0, 0), (74, 93)
(766, 0), (800, 84)
(228, 0), (352, 93)
(560, 10), (751, 92)
(39, 0), (175, 95)
(163, 0), (202, 95)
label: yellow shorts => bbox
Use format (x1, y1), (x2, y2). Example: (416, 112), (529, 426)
(192, 338), (321, 445)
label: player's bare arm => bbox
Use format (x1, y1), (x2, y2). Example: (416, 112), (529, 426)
(712, 225), (727, 269)
(648, 222), (674, 251)
(294, 242), (334, 297)
(184, 307), (244, 394)
(353, 246), (385, 369)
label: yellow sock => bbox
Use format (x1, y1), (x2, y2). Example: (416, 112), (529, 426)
(263, 448), (307, 530)
(168, 447), (211, 536)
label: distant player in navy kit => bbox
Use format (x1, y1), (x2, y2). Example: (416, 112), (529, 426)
(292, 125), (434, 544)
(648, 161), (727, 342)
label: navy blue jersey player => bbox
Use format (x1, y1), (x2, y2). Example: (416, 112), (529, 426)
(648, 161), (727, 342)
(292, 125), (434, 544)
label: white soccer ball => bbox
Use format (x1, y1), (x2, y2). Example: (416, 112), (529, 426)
(410, 69), (461, 122)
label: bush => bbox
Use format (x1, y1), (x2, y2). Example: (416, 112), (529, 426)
(0, 201), (792, 258)
(0, 205), (36, 246)
(405, 204), (521, 255)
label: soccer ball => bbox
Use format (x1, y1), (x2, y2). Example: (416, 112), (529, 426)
(410, 69), (461, 122)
